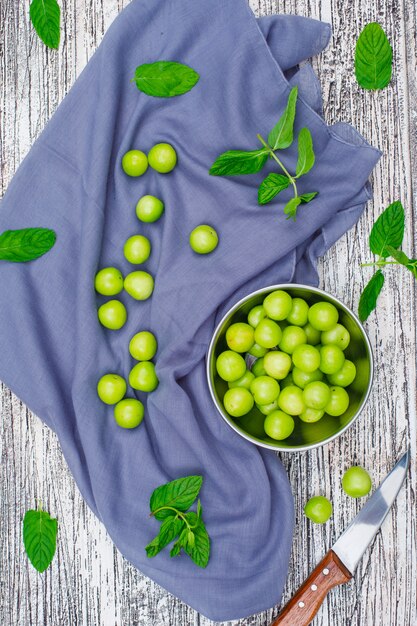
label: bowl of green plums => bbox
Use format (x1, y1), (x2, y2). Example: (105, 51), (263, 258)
(207, 285), (373, 452)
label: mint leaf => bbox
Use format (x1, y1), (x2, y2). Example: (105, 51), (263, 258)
(385, 245), (410, 266)
(150, 475), (202, 520)
(284, 196), (302, 221)
(300, 192), (318, 204)
(209, 149), (268, 176)
(358, 270), (385, 321)
(258, 173), (290, 205)
(170, 541), (182, 557)
(182, 519), (210, 568)
(146, 516), (184, 557)
(30, 0), (60, 49)
(0, 228), (56, 263)
(197, 499), (202, 519)
(268, 86), (298, 150)
(369, 201), (405, 258)
(295, 128), (315, 178)
(386, 245), (417, 279)
(355, 23), (393, 90)
(23, 508), (57, 573)
(133, 61), (199, 97)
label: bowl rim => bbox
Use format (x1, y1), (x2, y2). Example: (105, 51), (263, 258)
(206, 283), (374, 453)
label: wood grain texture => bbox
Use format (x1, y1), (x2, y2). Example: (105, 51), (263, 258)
(0, 1), (416, 625)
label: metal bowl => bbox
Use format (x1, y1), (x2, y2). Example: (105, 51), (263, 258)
(207, 284), (373, 452)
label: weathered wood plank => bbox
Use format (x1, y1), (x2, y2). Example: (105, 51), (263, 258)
(0, 1), (415, 625)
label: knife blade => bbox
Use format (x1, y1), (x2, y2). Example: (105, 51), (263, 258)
(271, 450), (410, 626)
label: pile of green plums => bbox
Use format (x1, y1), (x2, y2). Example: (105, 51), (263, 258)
(97, 330), (158, 428)
(216, 290), (358, 441)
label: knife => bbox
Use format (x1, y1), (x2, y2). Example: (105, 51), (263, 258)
(271, 449), (410, 626)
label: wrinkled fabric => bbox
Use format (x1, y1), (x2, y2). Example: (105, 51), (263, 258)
(0, 0), (380, 620)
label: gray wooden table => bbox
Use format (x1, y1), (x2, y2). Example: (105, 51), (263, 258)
(1, 1), (416, 625)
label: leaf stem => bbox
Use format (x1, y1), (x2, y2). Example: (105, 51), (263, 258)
(360, 261), (400, 268)
(151, 506), (198, 529)
(257, 134), (298, 197)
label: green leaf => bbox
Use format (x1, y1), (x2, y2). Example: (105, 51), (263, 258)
(355, 23), (393, 90)
(145, 516), (184, 558)
(133, 61), (199, 97)
(170, 541), (182, 557)
(299, 192), (318, 204)
(23, 509), (57, 573)
(209, 149), (268, 176)
(284, 196), (302, 221)
(182, 520), (210, 568)
(358, 270), (385, 321)
(150, 475), (202, 520)
(258, 173), (290, 205)
(30, 0), (60, 49)
(295, 128), (315, 178)
(386, 245), (417, 279)
(369, 201), (405, 258)
(0, 228), (56, 263)
(197, 499), (202, 519)
(268, 86), (298, 150)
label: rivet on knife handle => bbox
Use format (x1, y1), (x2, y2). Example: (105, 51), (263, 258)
(270, 550), (352, 626)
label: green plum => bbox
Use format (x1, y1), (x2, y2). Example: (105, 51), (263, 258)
(292, 344), (321, 373)
(95, 267), (124, 296)
(254, 319), (282, 349)
(264, 410), (295, 440)
(97, 374), (126, 405)
(279, 326), (307, 354)
(319, 345), (345, 375)
(248, 342), (268, 358)
(327, 360), (356, 387)
(263, 290), (293, 320)
(308, 302), (339, 331)
(303, 381), (331, 410)
(299, 407), (324, 423)
(342, 466), (372, 498)
(250, 376), (280, 405)
(263, 351), (292, 380)
(286, 298), (309, 326)
(136, 195), (165, 223)
(321, 323), (350, 350)
(114, 398), (144, 429)
(216, 351), (246, 382)
(303, 323), (321, 346)
(223, 387), (254, 417)
(226, 322), (254, 353)
(304, 496), (332, 523)
(228, 370), (255, 390)
(247, 305), (266, 328)
(129, 361), (159, 392)
(251, 358), (266, 377)
(278, 385), (305, 415)
(129, 331), (157, 361)
(124, 235), (151, 264)
(256, 399), (280, 415)
(292, 367), (323, 389)
(325, 386), (349, 416)
(124, 271), (154, 300)
(189, 225), (219, 254)
(122, 150), (148, 177)
(98, 300), (127, 330)
(148, 143), (177, 173)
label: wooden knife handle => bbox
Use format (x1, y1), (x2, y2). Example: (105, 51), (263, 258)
(270, 550), (352, 626)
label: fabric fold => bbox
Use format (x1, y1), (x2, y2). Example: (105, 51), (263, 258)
(0, 0), (380, 621)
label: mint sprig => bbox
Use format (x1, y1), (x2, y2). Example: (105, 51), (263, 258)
(23, 503), (58, 573)
(359, 200), (416, 320)
(209, 87), (318, 220)
(146, 476), (210, 568)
